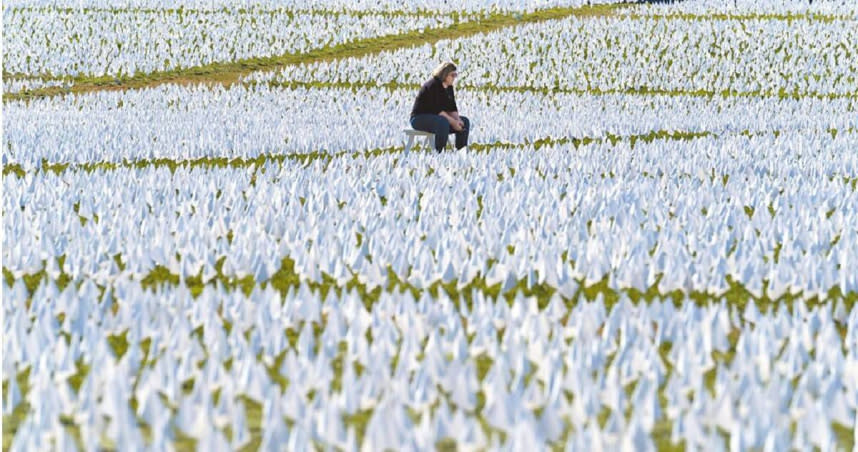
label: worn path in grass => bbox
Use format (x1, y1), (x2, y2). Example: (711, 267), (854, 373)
(0, 128), (731, 177)
(5, 126), (857, 179)
(2, 4), (627, 103)
(249, 79), (858, 101)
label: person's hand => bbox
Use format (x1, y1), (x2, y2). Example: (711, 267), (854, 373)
(452, 120), (464, 131)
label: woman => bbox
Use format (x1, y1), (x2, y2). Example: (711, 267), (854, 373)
(410, 61), (470, 152)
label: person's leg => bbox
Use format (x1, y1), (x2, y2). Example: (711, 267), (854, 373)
(431, 116), (451, 151)
(455, 116), (470, 149)
(411, 114), (450, 152)
(410, 114), (434, 133)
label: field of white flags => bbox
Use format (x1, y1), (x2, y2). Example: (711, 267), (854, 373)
(3, 0), (858, 450)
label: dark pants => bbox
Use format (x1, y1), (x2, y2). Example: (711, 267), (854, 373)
(410, 114), (470, 152)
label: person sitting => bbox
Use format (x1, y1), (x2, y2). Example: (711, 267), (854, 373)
(409, 61), (470, 152)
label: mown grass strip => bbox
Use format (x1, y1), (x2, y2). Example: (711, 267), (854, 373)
(4, 252), (856, 319)
(245, 79), (858, 102)
(10, 126), (857, 179)
(1, 8), (481, 83)
(2, 3), (626, 103)
(1, 128), (712, 178)
(621, 12), (857, 22)
(7, 74), (854, 110)
(4, 5), (475, 18)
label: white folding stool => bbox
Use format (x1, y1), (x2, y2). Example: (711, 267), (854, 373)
(403, 129), (435, 154)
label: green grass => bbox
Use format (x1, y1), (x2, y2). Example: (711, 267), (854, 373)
(248, 78), (858, 102)
(3, 370), (32, 451)
(621, 11), (857, 22)
(3, 5), (478, 18)
(2, 164), (26, 178)
(0, 128), (724, 177)
(2, 3), (627, 103)
(7, 126), (857, 179)
(4, 251), (856, 318)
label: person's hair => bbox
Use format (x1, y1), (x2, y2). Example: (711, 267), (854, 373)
(432, 61), (458, 81)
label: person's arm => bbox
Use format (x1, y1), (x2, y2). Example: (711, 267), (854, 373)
(445, 87), (464, 130)
(439, 111), (464, 132)
(429, 81), (463, 131)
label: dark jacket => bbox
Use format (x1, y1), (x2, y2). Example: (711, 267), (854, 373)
(410, 76), (457, 119)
